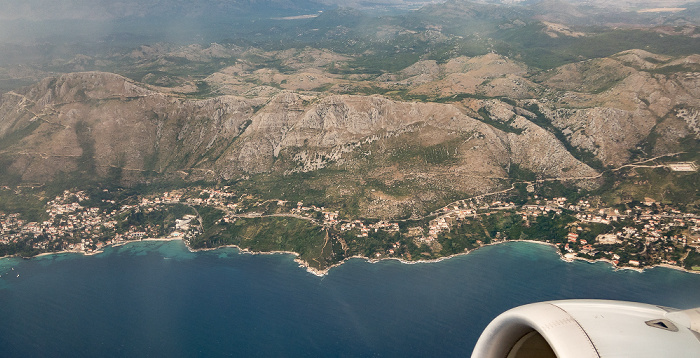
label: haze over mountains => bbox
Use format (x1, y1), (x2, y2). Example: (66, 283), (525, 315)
(1, 0), (697, 20)
(0, 0), (698, 218)
(0, 0), (326, 20)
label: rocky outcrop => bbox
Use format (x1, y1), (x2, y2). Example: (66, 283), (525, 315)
(0, 72), (597, 192)
(539, 55), (700, 166)
(3, 48), (697, 216)
(0, 72), (264, 182)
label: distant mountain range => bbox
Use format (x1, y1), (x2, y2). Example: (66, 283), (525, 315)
(0, 0), (329, 20)
(0, 0), (699, 48)
(2, 0), (699, 21)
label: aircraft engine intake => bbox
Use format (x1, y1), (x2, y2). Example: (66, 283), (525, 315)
(471, 300), (700, 358)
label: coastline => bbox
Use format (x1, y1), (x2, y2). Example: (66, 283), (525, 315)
(3, 237), (699, 277)
(188, 238), (699, 277)
(559, 248), (700, 275)
(6, 236), (185, 261)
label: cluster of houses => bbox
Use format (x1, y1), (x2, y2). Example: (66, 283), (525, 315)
(2, 185), (699, 269)
(0, 190), (119, 252)
(131, 192), (201, 240)
(0, 214), (24, 244)
(339, 220), (400, 237)
(291, 201), (324, 214)
(140, 191), (183, 206)
(542, 198), (698, 267)
(377, 195), (700, 267)
(0, 189), (205, 254)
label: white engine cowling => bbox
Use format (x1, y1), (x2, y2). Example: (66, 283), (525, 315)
(472, 300), (700, 358)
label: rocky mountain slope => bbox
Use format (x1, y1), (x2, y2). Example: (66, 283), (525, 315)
(537, 50), (700, 166)
(0, 48), (698, 217)
(0, 71), (592, 214)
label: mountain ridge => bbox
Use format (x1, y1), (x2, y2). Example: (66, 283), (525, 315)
(0, 70), (602, 216)
(1, 45), (698, 218)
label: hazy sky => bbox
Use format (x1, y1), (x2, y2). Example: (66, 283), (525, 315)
(0, 0), (436, 20)
(1, 0), (697, 21)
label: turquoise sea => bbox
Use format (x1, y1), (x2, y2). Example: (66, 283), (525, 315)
(1, 240), (699, 357)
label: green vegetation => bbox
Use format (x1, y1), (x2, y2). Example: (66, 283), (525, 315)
(187, 81), (216, 99)
(475, 108), (523, 134)
(685, 250), (700, 271)
(438, 219), (491, 253)
(74, 121), (97, 177)
(0, 189), (46, 222)
(0, 241), (39, 258)
(0, 118), (42, 152)
(501, 211), (575, 244)
(340, 228), (403, 259)
(646, 64), (700, 75)
(601, 166), (700, 207)
(0, 178), (696, 272)
(599, 136), (699, 207)
(390, 140), (461, 165)
(229, 171), (330, 206)
(345, 52), (423, 75)
(0, 156), (22, 186)
(191, 216), (330, 269)
(508, 164), (536, 182)
(522, 103), (605, 170)
(197, 206), (225, 230)
(117, 204), (195, 236)
(494, 25), (700, 70)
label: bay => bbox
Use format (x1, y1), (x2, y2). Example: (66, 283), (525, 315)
(1, 240), (699, 357)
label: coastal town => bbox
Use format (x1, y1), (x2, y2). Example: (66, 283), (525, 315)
(1, 182), (699, 273)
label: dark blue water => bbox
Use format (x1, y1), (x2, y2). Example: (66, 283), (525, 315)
(1, 241), (699, 357)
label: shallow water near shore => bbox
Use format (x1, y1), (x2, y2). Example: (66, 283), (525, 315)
(1, 240), (699, 357)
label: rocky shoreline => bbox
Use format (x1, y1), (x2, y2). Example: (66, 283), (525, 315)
(4, 237), (699, 278)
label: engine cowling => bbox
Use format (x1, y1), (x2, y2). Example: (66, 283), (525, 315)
(471, 300), (700, 358)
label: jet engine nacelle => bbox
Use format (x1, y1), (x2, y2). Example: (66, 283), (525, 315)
(472, 300), (700, 358)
